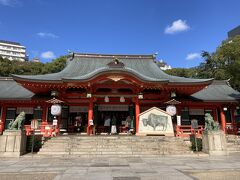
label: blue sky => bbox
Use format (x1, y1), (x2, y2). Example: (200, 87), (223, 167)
(0, 0), (239, 67)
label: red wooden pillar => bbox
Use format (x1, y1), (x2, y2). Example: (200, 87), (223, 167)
(88, 97), (94, 135)
(135, 98), (140, 134)
(1, 106), (7, 130)
(40, 105), (48, 133)
(0, 106), (7, 133)
(220, 107), (226, 134)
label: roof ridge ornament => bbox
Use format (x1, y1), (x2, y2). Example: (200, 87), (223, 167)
(107, 58), (125, 68)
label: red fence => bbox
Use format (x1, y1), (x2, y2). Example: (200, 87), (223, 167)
(176, 125), (203, 138)
(24, 123), (59, 137)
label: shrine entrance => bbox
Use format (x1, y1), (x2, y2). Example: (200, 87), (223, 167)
(95, 104), (134, 134)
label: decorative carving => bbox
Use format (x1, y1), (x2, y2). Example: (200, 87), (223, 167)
(8, 111), (25, 130)
(107, 75), (124, 82)
(142, 113), (168, 131)
(204, 113), (219, 131)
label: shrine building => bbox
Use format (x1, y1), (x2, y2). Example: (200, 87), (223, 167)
(0, 52), (240, 136)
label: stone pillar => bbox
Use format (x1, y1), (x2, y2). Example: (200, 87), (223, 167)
(88, 97), (94, 135)
(220, 108), (226, 134)
(135, 98), (140, 134)
(0, 130), (27, 157)
(202, 130), (227, 155)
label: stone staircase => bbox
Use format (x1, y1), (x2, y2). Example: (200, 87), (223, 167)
(226, 135), (240, 154)
(37, 135), (193, 157)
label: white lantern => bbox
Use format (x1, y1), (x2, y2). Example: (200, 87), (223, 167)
(104, 96), (109, 103)
(120, 96), (125, 103)
(166, 105), (177, 116)
(51, 104), (62, 116)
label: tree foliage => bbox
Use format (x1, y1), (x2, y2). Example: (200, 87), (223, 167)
(165, 35), (240, 91)
(0, 56), (67, 76)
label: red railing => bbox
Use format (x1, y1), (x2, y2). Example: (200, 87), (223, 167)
(176, 125), (203, 138)
(24, 123), (59, 137)
(226, 122), (240, 135)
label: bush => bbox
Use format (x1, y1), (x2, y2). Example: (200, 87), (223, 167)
(190, 135), (202, 151)
(26, 135), (42, 152)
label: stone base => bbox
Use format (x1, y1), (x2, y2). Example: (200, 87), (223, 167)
(0, 130), (27, 157)
(202, 130), (228, 156)
(137, 132), (174, 136)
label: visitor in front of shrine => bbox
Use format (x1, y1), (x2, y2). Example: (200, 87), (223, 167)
(125, 116), (131, 134)
(111, 115), (117, 135)
(104, 115), (111, 134)
(92, 116), (97, 135)
(74, 113), (82, 132)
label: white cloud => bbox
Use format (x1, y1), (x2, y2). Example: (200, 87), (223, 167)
(37, 32), (59, 38)
(41, 51), (56, 59)
(186, 53), (201, 60)
(165, 19), (190, 34)
(0, 0), (20, 7)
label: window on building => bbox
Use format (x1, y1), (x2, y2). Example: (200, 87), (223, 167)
(61, 106), (69, 129)
(181, 107), (190, 125)
(189, 108), (205, 126)
(47, 107), (54, 123)
(34, 107), (43, 126)
(5, 108), (16, 129)
(236, 107), (240, 124)
(224, 108), (232, 123)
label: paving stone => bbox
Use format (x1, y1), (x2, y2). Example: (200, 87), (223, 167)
(1, 155), (240, 179)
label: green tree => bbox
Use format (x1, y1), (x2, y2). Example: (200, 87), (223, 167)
(0, 57), (13, 76)
(199, 35), (240, 90)
(165, 68), (198, 78)
(0, 56), (67, 76)
(42, 56), (67, 74)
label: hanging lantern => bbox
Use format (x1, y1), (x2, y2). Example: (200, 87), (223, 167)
(120, 96), (125, 103)
(51, 104), (62, 116)
(138, 93), (143, 99)
(86, 93), (92, 98)
(104, 96), (109, 103)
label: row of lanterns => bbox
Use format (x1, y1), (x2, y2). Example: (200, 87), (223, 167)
(87, 93), (144, 103)
(104, 96), (125, 103)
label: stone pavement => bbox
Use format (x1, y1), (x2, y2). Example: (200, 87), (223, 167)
(0, 153), (240, 180)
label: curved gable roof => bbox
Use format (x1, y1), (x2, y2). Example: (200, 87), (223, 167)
(191, 80), (240, 102)
(0, 77), (34, 100)
(12, 53), (213, 84)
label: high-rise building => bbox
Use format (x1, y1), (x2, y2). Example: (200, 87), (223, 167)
(228, 25), (240, 38)
(0, 40), (27, 61)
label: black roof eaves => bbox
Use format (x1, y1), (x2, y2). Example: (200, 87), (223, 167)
(168, 78), (214, 85)
(11, 74), (63, 83)
(189, 96), (239, 103)
(0, 97), (33, 100)
(200, 100), (239, 103)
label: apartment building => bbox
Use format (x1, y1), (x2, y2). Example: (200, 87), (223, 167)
(0, 40), (26, 61)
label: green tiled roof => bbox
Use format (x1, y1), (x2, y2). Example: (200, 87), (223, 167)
(12, 53), (213, 84)
(0, 78), (34, 100)
(191, 80), (240, 102)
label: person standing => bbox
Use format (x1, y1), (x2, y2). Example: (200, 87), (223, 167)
(125, 116), (131, 134)
(111, 115), (117, 135)
(104, 115), (111, 134)
(74, 113), (82, 132)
